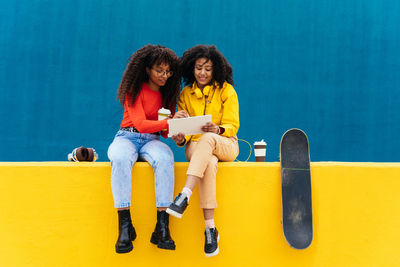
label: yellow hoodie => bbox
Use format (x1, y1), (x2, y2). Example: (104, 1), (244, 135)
(177, 81), (240, 145)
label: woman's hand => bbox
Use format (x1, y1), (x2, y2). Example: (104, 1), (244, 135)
(171, 133), (186, 145)
(173, 110), (189, 119)
(201, 122), (219, 134)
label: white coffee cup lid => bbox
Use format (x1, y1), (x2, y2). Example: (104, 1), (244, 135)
(158, 107), (171, 115)
(254, 139), (267, 145)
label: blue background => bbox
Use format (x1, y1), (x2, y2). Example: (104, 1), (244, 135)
(1, 0), (399, 162)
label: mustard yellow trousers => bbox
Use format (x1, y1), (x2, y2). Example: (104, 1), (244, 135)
(185, 133), (239, 209)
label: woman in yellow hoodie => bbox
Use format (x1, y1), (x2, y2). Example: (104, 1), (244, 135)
(166, 45), (239, 257)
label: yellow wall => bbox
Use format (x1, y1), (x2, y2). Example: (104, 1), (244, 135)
(0, 162), (399, 267)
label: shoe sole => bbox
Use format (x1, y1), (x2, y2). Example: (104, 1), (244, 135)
(150, 234), (176, 250)
(204, 234), (220, 257)
(166, 208), (182, 218)
(115, 243), (133, 254)
(205, 247), (219, 257)
(157, 243), (176, 250)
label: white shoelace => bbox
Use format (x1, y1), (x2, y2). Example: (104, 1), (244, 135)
(205, 228), (212, 244)
(175, 193), (186, 206)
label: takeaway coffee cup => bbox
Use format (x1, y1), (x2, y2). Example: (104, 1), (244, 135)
(254, 140), (267, 162)
(158, 107), (171, 120)
(158, 107), (171, 132)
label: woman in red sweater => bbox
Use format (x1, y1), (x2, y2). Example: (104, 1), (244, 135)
(107, 45), (183, 253)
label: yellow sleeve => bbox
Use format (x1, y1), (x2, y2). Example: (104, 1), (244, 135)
(219, 84), (240, 137)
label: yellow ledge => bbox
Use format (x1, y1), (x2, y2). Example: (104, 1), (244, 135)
(0, 162), (399, 267)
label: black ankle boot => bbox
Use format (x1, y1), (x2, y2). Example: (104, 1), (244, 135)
(115, 210), (136, 253)
(150, 210), (176, 250)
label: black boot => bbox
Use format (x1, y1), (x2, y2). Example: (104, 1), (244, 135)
(115, 209), (136, 253)
(150, 210), (176, 250)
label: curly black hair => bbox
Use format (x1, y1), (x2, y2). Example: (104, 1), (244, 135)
(180, 45), (234, 87)
(117, 44), (180, 112)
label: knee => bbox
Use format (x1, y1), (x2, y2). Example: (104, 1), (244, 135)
(110, 156), (133, 170)
(151, 147), (174, 165)
(108, 141), (133, 163)
(198, 132), (217, 146)
(108, 149), (133, 167)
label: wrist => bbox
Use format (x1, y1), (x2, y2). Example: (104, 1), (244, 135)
(178, 139), (186, 146)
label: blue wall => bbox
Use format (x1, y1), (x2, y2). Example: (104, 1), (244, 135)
(1, 0), (399, 162)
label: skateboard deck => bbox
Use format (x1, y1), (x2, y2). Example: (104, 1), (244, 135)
(280, 128), (313, 249)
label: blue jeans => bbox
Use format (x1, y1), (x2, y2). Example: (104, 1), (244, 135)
(107, 130), (175, 208)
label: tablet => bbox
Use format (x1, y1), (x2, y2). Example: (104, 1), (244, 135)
(168, 115), (212, 137)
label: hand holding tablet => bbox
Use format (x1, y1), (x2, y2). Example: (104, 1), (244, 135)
(168, 115), (212, 137)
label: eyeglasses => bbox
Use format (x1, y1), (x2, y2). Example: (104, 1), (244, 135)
(152, 68), (174, 77)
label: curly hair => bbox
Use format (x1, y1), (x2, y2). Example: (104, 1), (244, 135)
(117, 44), (180, 112)
(180, 45), (234, 87)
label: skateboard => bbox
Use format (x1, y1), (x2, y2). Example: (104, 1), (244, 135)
(280, 128), (313, 249)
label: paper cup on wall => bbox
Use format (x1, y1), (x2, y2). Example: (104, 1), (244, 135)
(254, 140), (267, 162)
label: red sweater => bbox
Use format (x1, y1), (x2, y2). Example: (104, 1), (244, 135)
(120, 83), (170, 137)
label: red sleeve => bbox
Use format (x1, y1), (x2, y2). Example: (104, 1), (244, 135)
(124, 95), (169, 133)
(160, 103), (176, 138)
(161, 129), (168, 138)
